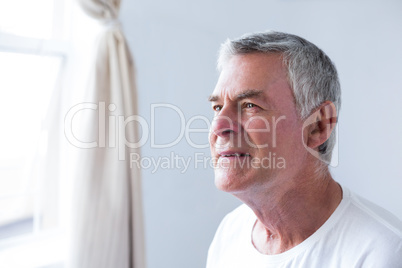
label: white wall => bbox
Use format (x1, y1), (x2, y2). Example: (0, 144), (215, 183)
(120, 1), (402, 267)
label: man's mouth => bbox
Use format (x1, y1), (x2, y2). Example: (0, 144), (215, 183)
(221, 153), (251, 157)
(218, 150), (252, 158)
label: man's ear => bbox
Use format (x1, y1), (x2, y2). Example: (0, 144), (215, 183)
(303, 101), (337, 150)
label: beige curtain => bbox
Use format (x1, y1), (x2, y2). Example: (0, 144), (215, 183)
(70, 0), (145, 267)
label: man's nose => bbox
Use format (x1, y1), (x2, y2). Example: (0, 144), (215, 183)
(210, 110), (240, 138)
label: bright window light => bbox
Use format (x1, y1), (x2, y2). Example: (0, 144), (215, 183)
(0, 0), (55, 39)
(0, 51), (62, 238)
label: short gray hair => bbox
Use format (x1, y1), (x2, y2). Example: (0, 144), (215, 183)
(218, 31), (341, 164)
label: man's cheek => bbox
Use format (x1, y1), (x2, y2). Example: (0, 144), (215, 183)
(243, 118), (272, 148)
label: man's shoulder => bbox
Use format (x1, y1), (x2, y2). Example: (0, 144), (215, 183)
(333, 188), (402, 266)
(345, 188), (402, 238)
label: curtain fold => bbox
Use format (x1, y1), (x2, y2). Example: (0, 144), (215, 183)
(70, 0), (145, 267)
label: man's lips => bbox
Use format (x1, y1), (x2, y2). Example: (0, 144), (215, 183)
(217, 151), (251, 158)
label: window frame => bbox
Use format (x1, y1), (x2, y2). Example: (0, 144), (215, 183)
(0, 0), (72, 266)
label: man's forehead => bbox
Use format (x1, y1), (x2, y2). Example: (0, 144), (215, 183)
(210, 54), (287, 102)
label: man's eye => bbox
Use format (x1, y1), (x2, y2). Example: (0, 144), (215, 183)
(213, 105), (222, 112)
(244, 103), (257, 108)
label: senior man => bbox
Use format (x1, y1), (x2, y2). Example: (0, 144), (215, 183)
(207, 31), (402, 267)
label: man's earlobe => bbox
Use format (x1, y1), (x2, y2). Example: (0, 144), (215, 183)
(303, 101), (337, 150)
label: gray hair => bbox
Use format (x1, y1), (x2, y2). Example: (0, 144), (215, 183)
(218, 31), (341, 164)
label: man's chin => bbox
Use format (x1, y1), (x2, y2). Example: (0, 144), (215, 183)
(214, 178), (231, 192)
(214, 173), (247, 193)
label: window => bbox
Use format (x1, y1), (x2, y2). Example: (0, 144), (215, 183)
(0, 52), (62, 238)
(0, 0), (71, 266)
(0, 0), (67, 39)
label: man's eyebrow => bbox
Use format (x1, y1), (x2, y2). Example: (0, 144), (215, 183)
(236, 89), (263, 101)
(208, 95), (219, 102)
(208, 89), (263, 102)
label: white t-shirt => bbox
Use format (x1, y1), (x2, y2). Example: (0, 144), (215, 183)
(207, 186), (402, 268)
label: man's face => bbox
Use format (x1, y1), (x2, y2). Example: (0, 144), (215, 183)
(209, 53), (307, 193)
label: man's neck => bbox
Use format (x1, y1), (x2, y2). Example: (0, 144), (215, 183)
(234, 169), (342, 255)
